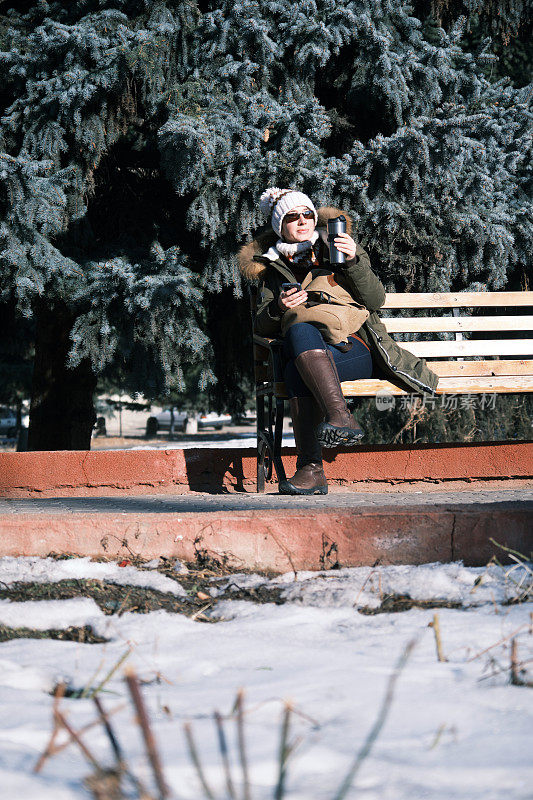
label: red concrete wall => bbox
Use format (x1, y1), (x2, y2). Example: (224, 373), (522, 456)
(0, 505), (530, 570)
(0, 441), (531, 497)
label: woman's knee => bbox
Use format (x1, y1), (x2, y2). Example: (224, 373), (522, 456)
(284, 323), (325, 359)
(333, 351), (373, 382)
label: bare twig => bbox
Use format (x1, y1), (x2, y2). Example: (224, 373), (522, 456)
(214, 711), (236, 799)
(429, 723), (447, 750)
(429, 723), (457, 750)
(489, 589), (500, 616)
(84, 768), (123, 800)
(510, 638), (521, 685)
(184, 722), (215, 799)
(489, 540), (533, 602)
(236, 690), (251, 800)
(392, 402), (426, 444)
(331, 637), (418, 800)
(510, 638), (533, 688)
(429, 614), (447, 662)
(88, 648), (131, 699)
(148, 697), (318, 728)
(285, 704), (320, 729)
(189, 602), (214, 621)
(478, 662), (505, 683)
(227, 697), (319, 729)
(265, 526), (298, 580)
(116, 587), (134, 617)
(55, 711), (105, 772)
(80, 655), (108, 700)
(93, 697), (150, 797)
(489, 540), (530, 561)
(93, 697), (124, 767)
(34, 682), (66, 773)
(284, 735), (304, 763)
(353, 566), (381, 607)
(274, 701), (292, 800)
(466, 624), (528, 662)
(36, 704), (127, 769)
(125, 669), (170, 800)
(469, 559), (496, 595)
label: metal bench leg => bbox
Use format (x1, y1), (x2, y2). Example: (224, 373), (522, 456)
(256, 393), (265, 493)
(256, 392), (287, 492)
(273, 398), (287, 485)
(256, 392), (276, 493)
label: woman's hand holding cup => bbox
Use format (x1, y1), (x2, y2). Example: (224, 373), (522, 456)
(278, 286), (308, 311)
(333, 232), (357, 260)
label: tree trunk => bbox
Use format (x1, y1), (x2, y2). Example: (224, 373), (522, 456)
(27, 302), (97, 450)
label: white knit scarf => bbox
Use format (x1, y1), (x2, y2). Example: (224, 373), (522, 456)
(275, 231), (319, 261)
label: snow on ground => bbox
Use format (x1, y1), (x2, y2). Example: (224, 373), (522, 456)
(0, 597), (104, 632)
(129, 432), (296, 450)
(210, 561), (531, 608)
(0, 555), (187, 596)
(0, 557), (531, 800)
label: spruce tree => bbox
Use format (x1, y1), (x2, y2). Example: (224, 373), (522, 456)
(1, 2), (211, 448)
(0, 1), (531, 449)
(0, 302), (33, 441)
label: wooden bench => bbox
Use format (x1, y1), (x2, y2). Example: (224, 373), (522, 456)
(252, 290), (533, 492)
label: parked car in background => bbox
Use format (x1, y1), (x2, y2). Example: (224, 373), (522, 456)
(145, 408), (188, 437)
(197, 412), (232, 430)
(145, 409), (233, 437)
(231, 410), (257, 425)
(0, 407), (17, 438)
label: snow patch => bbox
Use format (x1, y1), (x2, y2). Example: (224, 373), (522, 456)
(0, 597), (103, 631)
(213, 562), (527, 608)
(0, 558), (530, 800)
(0, 556), (187, 596)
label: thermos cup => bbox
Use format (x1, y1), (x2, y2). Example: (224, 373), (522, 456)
(327, 215), (346, 264)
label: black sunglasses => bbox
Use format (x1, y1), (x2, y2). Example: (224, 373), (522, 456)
(284, 210), (315, 224)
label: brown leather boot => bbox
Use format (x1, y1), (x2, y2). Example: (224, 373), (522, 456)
(279, 396), (328, 495)
(294, 349), (364, 448)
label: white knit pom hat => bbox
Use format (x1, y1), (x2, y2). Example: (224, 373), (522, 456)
(259, 187), (318, 237)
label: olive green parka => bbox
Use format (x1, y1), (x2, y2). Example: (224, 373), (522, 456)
(239, 207), (439, 396)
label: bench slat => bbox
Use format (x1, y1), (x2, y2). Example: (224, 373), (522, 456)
(273, 374), (533, 399)
(383, 315), (533, 333)
(429, 359), (533, 377)
(398, 340), (533, 357)
(257, 360), (533, 382)
(382, 291), (533, 308)
(259, 359), (533, 384)
(340, 375), (533, 396)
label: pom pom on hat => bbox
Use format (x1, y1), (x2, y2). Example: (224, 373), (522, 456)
(259, 187), (287, 216)
(259, 186), (317, 237)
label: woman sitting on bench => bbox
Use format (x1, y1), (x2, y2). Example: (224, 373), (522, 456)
(239, 186), (438, 496)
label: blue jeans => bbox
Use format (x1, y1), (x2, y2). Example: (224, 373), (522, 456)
(283, 322), (373, 398)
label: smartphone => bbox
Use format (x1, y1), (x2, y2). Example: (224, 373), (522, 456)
(281, 282), (302, 292)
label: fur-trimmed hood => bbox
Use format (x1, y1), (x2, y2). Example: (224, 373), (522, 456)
(238, 207), (353, 282)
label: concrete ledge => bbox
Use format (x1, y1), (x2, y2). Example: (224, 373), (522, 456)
(0, 493), (531, 570)
(0, 441), (531, 497)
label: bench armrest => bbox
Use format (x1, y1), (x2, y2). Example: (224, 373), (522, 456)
(253, 334), (284, 349)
